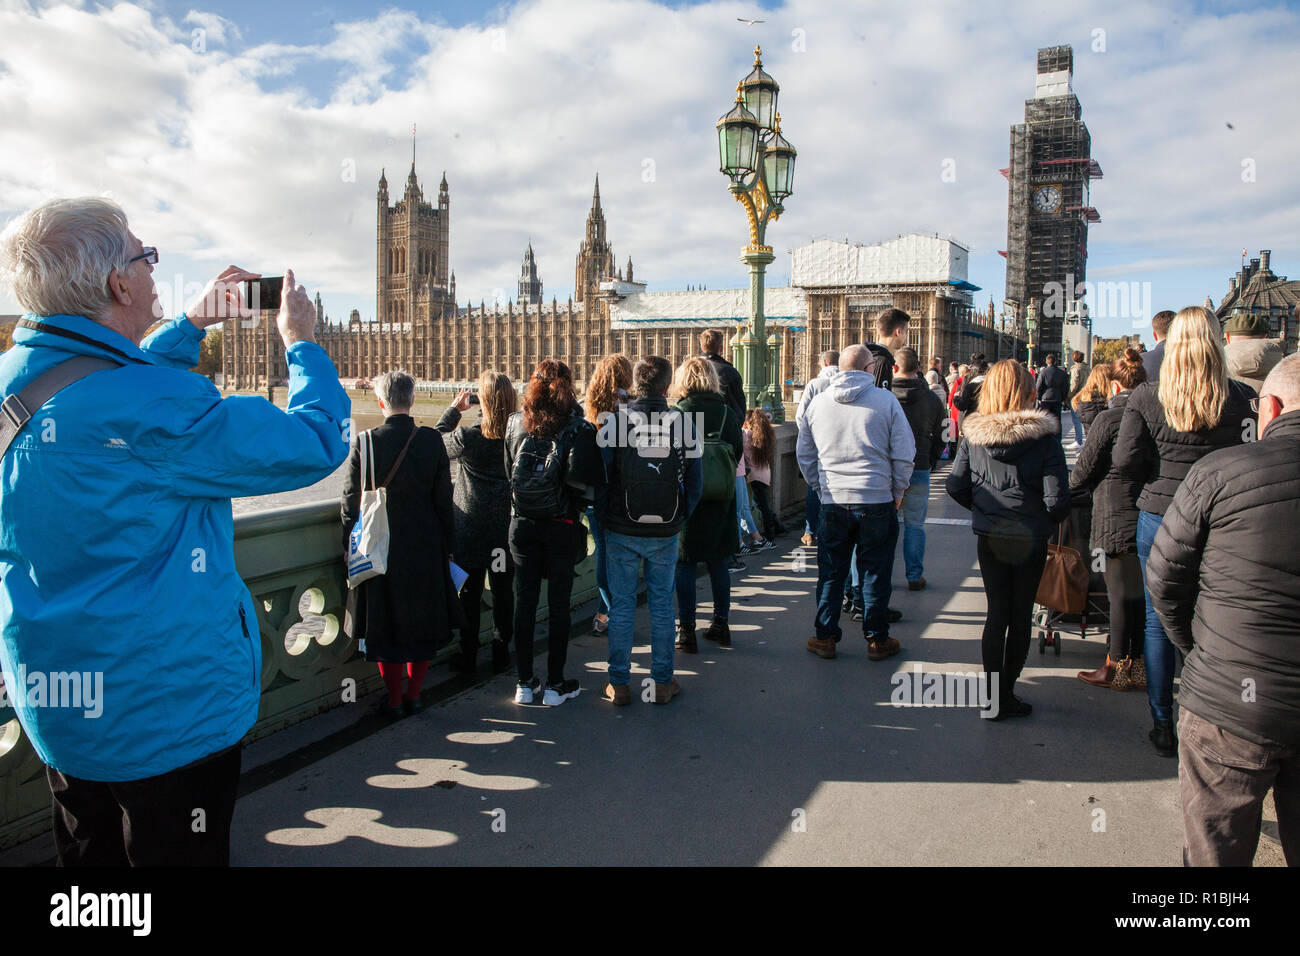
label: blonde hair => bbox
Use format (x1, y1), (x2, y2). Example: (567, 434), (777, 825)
(670, 355), (721, 402)
(1158, 306), (1229, 432)
(958, 364), (970, 381)
(478, 369), (516, 440)
(1072, 363), (1113, 410)
(977, 360), (1036, 415)
(585, 354), (632, 425)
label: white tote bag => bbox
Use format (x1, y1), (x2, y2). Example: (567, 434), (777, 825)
(347, 430), (391, 588)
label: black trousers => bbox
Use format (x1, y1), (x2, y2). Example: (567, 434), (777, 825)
(976, 534), (1048, 701)
(46, 743), (242, 867)
(509, 516), (581, 686)
(459, 565), (515, 658)
(750, 480), (782, 537)
(1103, 550), (1144, 660)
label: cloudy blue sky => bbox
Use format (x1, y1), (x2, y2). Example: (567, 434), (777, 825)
(1, 0), (1297, 341)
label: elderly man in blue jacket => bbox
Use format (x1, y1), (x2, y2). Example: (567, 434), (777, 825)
(0, 197), (350, 865)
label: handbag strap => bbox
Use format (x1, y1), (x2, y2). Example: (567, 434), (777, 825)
(379, 425), (419, 488)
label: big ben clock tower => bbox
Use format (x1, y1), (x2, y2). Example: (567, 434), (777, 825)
(1005, 45), (1101, 357)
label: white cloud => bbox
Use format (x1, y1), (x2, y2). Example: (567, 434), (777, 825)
(0, 0), (1297, 323)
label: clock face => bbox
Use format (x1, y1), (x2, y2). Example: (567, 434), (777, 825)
(1032, 185), (1063, 213)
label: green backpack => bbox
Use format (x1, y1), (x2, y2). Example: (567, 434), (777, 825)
(700, 425), (736, 502)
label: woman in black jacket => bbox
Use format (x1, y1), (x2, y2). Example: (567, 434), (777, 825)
(437, 370), (517, 676)
(951, 354), (989, 434)
(343, 370), (459, 719)
(1068, 348), (1146, 690)
(1112, 306), (1258, 757)
(1070, 363), (1113, 436)
(947, 360), (1070, 719)
(503, 359), (605, 707)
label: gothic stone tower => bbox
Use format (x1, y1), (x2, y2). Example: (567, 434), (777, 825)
(377, 162), (454, 330)
(518, 242), (543, 305)
(574, 174), (616, 304)
(1005, 45), (1101, 357)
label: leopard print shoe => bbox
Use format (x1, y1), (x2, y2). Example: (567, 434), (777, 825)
(1111, 657), (1135, 691)
(1129, 657), (1147, 691)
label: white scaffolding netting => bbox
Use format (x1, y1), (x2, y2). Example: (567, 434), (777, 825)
(790, 235), (970, 288)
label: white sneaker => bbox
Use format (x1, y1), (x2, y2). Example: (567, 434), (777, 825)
(543, 679), (582, 706)
(514, 677), (541, 704)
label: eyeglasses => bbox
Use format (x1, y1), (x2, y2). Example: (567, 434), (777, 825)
(127, 247), (158, 266)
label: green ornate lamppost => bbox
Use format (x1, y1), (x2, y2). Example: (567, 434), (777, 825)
(716, 45), (796, 421)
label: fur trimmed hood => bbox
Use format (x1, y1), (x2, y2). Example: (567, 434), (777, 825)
(962, 408), (1057, 447)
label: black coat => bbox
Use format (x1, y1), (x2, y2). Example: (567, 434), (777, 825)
(675, 391), (742, 562)
(952, 372), (986, 432)
(946, 409), (1070, 540)
(436, 406), (512, 571)
(890, 376), (946, 472)
(1075, 397), (1108, 433)
(341, 414), (461, 661)
(1035, 364), (1069, 404)
(705, 353), (746, 421)
(1112, 379), (1257, 516)
(1141, 341), (1164, 384)
(1147, 410), (1300, 748)
(1068, 390), (1142, 555)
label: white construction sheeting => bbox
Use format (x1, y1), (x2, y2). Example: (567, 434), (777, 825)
(609, 286), (807, 329)
(790, 235), (970, 288)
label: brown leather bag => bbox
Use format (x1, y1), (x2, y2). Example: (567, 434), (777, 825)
(1035, 519), (1090, 613)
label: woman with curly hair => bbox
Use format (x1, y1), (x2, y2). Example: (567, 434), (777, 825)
(503, 359), (604, 706)
(744, 408), (785, 540)
(583, 354), (632, 635)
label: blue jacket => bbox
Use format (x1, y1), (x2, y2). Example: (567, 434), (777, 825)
(0, 313), (349, 781)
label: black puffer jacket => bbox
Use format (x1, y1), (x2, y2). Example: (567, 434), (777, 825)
(1112, 379), (1258, 516)
(1075, 397), (1108, 433)
(1068, 391), (1142, 554)
(436, 406), (512, 570)
(1147, 410), (1300, 749)
(704, 353), (745, 421)
(946, 409), (1071, 540)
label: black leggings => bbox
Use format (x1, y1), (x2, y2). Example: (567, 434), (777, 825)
(750, 480), (782, 536)
(1103, 550), (1144, 660)
(459, 565), (515, 656)
(976, 534), (1048, 700)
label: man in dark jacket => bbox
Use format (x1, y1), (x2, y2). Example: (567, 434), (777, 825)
(600, 356), (702, 705)
(701, 329), (745, 421)
(867, 308), (910, 389)
(1142, 310), (1175, 384)
(1035, 352), (1069, 438)
(890, 348), (946, 589)
(1147, 354), (1300, 866)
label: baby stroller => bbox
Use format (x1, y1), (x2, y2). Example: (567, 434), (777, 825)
(1033, 492), (1110, 655)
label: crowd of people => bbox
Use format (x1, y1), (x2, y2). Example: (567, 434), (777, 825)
(0, 195), (1295, 869)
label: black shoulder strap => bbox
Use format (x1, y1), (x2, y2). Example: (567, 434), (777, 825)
(1, 355), (122, 458)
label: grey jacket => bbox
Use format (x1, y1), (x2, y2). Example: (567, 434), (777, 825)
(797, 369), (915, 506)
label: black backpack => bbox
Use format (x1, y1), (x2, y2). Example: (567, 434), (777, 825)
(615, 410), (686, 526)
(511, 425), (575, 519)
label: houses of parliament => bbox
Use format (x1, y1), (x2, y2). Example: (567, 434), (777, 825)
(222, 162), (634, 389)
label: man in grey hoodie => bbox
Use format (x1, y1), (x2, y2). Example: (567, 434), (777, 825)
(798, 345), (915, 661)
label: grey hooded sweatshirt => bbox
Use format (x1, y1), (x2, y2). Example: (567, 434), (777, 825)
(797, 369), (916, 506)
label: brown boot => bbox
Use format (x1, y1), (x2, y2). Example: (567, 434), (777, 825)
(1077, 656), (1116, 687)
(703, 619), (731, 647)
(675, 624), (698, 654)
(807, 636), (837, 659)
(603, 682), (631, 706)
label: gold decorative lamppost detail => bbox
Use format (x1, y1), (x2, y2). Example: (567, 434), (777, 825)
(716, 45), (796, 421)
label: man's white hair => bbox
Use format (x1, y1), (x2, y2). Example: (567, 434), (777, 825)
(374, 370), (416, 410)
(1261, 353), (1300, 409)
(0, 196), (134, 320)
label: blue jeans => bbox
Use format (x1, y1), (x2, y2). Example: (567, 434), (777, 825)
(1136, 509), (1179, 724)
(816, 502), (899, 641)
(675, 559), (730, 627)
(587, 505), (609, 615)
(735, 475), (758, 541)
(804, 487), (821, 536)
(606, 531), (678, 686)
(1068, 406), (1085, 445)
(899, 469), (929, 582)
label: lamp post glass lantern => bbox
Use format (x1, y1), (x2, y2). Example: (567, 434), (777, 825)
(716, 45), (796, 421)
